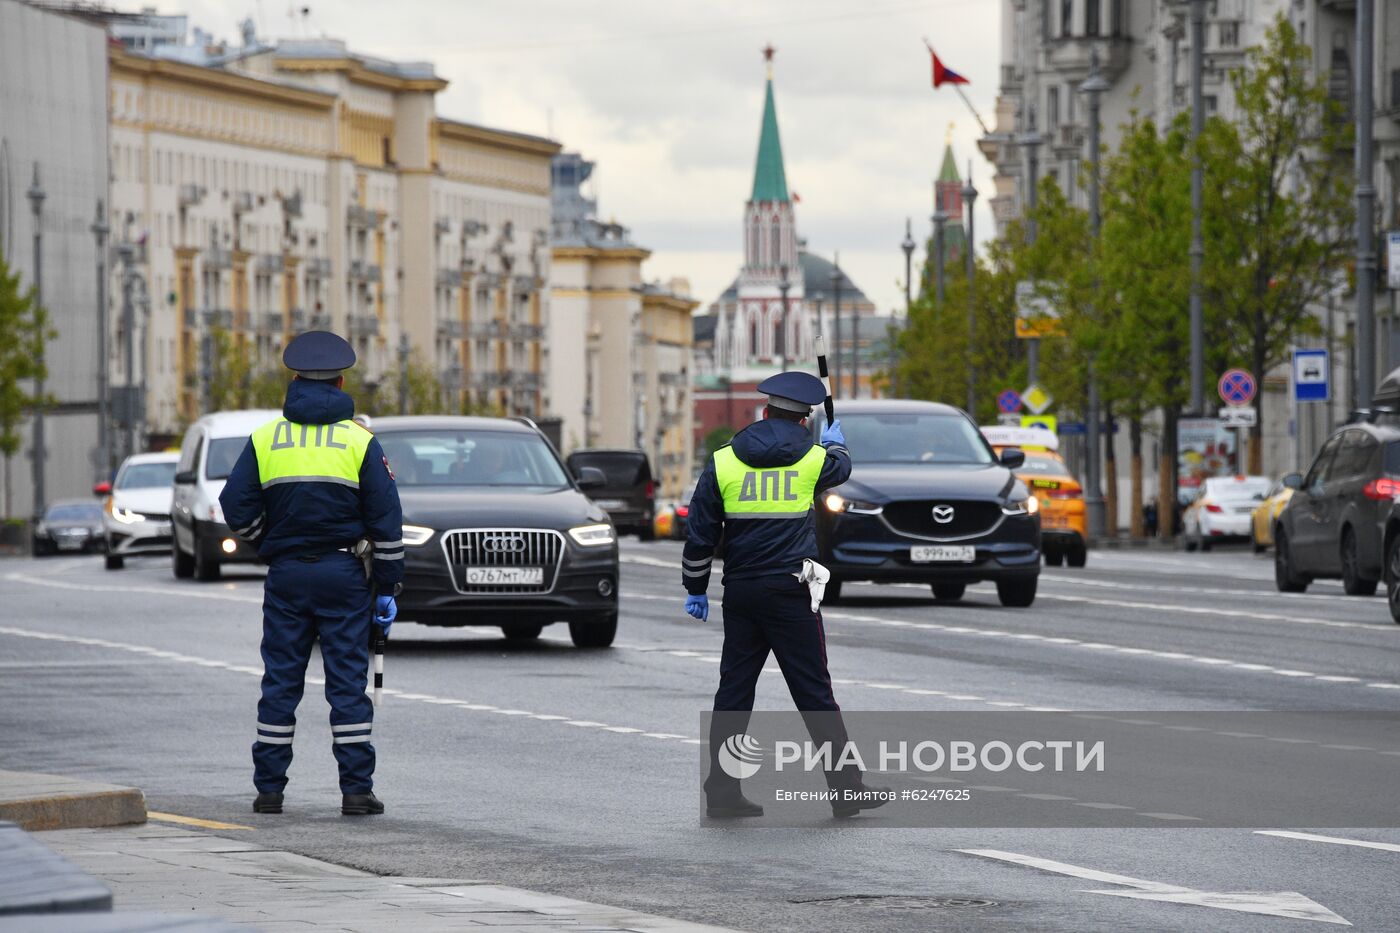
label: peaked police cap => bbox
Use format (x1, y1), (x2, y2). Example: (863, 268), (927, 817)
(283, 330), (356, 379)
(757, 371), (826, 413)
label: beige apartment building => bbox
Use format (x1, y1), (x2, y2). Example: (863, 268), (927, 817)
(549, 153), (697, 499)
(103, 17), (557, 446)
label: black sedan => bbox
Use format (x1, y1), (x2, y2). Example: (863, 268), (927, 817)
(32, 500), (105, 556)
(813, 400), (1041, 607)
(373, 416), (620, 647)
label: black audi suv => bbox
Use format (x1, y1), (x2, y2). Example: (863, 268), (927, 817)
(812, 400), (1041, 607)
(373, 416), (620, 647)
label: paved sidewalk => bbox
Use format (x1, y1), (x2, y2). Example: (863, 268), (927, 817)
(43, 823), (742, 933)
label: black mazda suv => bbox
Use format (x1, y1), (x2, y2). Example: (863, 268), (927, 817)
(813, 400), (1041, 607)
(372, 416), (620, 647)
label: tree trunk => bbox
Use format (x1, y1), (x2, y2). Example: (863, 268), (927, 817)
(2, 453), (9, 520)
(1102, 401), (1117, 537)
(1158, 407), (1177, 542)
(1129, 415), (1145, 539)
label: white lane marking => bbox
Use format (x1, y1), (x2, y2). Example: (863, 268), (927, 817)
(0, 625), (701, 746)
(1040, 591), (1384, 633)
(1256, 831), (1400, 854)
(957, 849), (1350, 925)
(4, 572), (262, 604)
(618, 587), (1400, 693)
(1042, 573), (1366, 607)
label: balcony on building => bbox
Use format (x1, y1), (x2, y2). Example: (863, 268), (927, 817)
(436, 267), (461, 289)
(182, 307), (197, 328)
(349, 259), (383, 283)
(255, 253), (282, 276)
(202, 308), (234, 329)
(309, 311), (332, 330)
(290, 308), (307, 331)
(204, 247), (233, 271)
(347, 204), (382, 229)
(260, 311), (283, 333)
(511, 274), (537, 295)
(471, 320), (507, 340)
(470, 371), (511, 389)
(305, 257), (332, 280)
(510, 371), (541, 390)
(436, 319), (466, 340)
(1045, 36), (1132, 84)
(509, 323), (543, 341)
(347, 315), (381, 338)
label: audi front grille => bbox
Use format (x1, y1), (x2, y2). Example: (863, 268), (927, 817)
(440, 528), (565, 595)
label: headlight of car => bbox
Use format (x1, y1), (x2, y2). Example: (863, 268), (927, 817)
(402, 524), (435, 546)
(823, 493), (882, 514)
(1003, 495), (1040, 516)
(111, 504), (145, 524)
(569, 523), (616, 546)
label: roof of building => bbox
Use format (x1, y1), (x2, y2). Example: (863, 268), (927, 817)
(938, 144), (961, 183)
(713, 250), (873, 306)
(750, 76), (789, 203)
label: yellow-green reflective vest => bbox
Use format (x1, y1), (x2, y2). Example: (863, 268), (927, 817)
(713, 443), (827, 520)
(250, 418), (371, 491)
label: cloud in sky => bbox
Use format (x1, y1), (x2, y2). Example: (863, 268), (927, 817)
(145, 0), (1002, 315)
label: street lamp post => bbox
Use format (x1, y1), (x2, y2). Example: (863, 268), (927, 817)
(398, 332), (411, 415)
(830, 257), (843, 399)
(932, 203), (948, 307)
(1355, 0), (1376, 403)
(117, 237), (139, 462)
(1188, 0), (1206, 414)
(777, 263), (791, 372)
(899, 220), (915, 399)
(27, 166), (46, 519)
(962, 166), (978, 415)
(91, 201), (111, 481)
(1081, 51), (1111, 543)
(1017, 106), (1044, 385)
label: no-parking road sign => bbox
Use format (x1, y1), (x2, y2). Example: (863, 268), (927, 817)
(1218, 369), (1256, 407)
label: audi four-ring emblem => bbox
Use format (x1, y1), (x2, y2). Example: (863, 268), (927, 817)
(480, 534), (526, 552)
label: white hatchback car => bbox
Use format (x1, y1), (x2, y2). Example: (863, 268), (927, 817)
(101, 452), (180, 570)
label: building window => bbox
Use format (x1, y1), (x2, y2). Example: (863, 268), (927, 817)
(1047, 86), (1060, 132)
(750, 218), (761, 266)
(1041, 0), (1050, 38)
(1061, 0), (1073, 37)
(750, 313), (760, 359)
(771, 215), (782, 266)
(1085, 0), (1099, 36)
(1219, 21), (1239, 48)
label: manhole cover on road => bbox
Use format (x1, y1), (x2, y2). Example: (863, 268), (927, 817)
(788, 895), (998, 910)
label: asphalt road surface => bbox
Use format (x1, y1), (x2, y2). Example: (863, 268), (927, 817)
(5, 541), (1400, 931)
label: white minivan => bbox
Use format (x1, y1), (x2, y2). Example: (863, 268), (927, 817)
(172, 409), (280, 580)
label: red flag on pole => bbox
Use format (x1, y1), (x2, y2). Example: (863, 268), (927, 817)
(928, 46), (969, 88)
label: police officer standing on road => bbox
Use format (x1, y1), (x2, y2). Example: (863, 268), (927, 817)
(683, 371), (887, 819)
(219, 331), (403, 817)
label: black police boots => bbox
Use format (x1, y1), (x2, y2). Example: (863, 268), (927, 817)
(705, 793), (764, 818)
(832, 782), (891, 819)
(341, 792), (384, 816)
(252, 792), (283, 814)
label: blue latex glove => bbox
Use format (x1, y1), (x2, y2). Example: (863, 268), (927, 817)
(684, 594), (709, 622)
(821, 419), (845, 447)
(375, 595), (397, 633)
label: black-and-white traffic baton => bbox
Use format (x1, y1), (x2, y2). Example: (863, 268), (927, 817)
(371, 626), (385, 707)
(814, 334), (836, 426)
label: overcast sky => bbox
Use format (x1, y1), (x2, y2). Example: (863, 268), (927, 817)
(142, 0), (1002, 317)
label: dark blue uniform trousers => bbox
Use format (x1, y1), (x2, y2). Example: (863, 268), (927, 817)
(253, 552), (375, 795)
(705, 574), (856, 799)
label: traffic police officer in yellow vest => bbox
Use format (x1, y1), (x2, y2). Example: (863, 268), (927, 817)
(683, 371), (887, 818)
(219, 331), (403, 817)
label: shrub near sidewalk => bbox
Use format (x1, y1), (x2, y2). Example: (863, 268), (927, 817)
(0, 517), (27, 554)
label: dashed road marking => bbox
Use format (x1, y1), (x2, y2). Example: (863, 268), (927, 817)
(1255, 831), (1400, 854)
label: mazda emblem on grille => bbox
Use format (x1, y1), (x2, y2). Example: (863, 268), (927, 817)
(931, 505), (955, 524)
(480, 534), (526, 553)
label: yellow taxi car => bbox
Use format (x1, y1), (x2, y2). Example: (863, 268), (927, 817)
(982, 426), (1087, 567)
(1250, 474), (1301, 554)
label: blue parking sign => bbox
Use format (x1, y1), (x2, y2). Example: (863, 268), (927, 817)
(1293, 348), (1329, 402)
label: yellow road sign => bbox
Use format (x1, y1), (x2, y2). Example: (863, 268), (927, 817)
(1020, 414), (1058, 435)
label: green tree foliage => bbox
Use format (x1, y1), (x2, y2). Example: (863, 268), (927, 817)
(0, 248), (52, 518)
(1205, 15), (1352, 469)
(702, 426), (735, 456)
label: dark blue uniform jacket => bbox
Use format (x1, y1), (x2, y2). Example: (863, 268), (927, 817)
(218, 379), (404, 591)
(682, 418), (851, 595)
